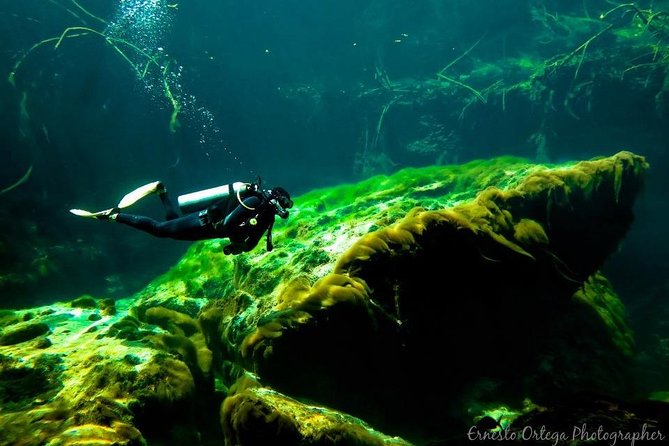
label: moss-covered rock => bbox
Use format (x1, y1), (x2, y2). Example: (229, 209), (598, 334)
(104, 315), (152, 341)
(193, 152), (647, 441)
(138, 306), (213, 384)
(0, 298), (220, 445)
(0, 310), (19, 328)
(133, 356), (195, 407)
(221, 385), (412, 446)
(144, 306), (200, 337)
(99, 298), (117, 316)
(70, 295), (98, 309)
(0, 322), (50, 345)
(0, 354), (63, 409)
(47, 422), (145, 446)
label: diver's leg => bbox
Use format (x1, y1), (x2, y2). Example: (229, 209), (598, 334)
(114, 214), (166, 237)
(158, 189), (180, 221)
(115, 212), (214, 241)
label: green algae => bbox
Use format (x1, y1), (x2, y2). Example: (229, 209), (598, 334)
(573, 273), (635, 357)
(649, 390), (669, 402)
(222, 385), (412, 446)
(0, 322), (50, 346)
(152, 239), (235, 289)
(104, 315), (154, 341)
(0, 153), (651, 445)
(70, 295), (97, 309)
(0, 297), (217, 445)
(126, 156), (563, 338)
(296, 155), (535, 216)
(0, 310), (19, 328)
(470, 400), (536, 431)
(0, 353), (63, 409)
(204, 152), (645, 440)
(135, 154), (645, 374)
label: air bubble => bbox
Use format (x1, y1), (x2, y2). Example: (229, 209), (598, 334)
(105, 0), (244, 170)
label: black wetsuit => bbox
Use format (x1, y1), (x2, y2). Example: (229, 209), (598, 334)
(115, 190), (275, 252)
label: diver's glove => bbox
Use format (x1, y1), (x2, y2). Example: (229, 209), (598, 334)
(264, 189), (290, 219)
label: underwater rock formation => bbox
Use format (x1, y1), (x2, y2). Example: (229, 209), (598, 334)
(0, 299), (214, 446)
(0, 321), (50, 346)
(206, 151), (649, 442)
(0, 152), (652, 445)
(221, 377), (411, 446)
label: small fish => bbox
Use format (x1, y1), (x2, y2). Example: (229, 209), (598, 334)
(167, 3), (178, 9)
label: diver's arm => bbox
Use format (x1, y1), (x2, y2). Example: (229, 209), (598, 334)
(222, 223), (266, 255)
(223, 210), (273, 254)
(241, 222), (267, 251)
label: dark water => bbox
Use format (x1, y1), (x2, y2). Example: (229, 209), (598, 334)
(1, 0), (669, 407)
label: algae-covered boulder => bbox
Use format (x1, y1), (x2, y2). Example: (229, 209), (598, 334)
(0, 300), (217, 446)
(0, 322), (50, 345)
(195, 151), (647, 441)
(221, 383), (412, 446)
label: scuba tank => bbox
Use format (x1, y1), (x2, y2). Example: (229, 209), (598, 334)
(177, 182), (249, 214)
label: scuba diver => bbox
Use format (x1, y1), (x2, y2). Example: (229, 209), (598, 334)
(70, 179), (293, 255)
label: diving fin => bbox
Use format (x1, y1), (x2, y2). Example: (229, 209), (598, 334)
(69, 208), (117, 220)
(117, 181), (163, 209)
